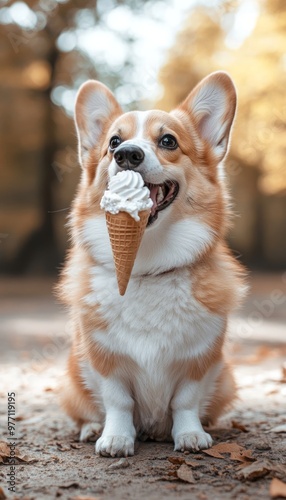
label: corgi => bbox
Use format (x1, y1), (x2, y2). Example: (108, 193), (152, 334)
(57, 71), (246, 457)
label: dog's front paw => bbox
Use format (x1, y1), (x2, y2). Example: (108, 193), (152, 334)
(174, 431), (212, 452)
(95, 435), (134, 457)
(80, 422), (102, 442)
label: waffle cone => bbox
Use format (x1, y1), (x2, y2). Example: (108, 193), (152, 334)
(106, 210), (150, 296)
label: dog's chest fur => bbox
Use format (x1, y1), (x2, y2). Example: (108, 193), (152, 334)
(82, 264), (224, 436)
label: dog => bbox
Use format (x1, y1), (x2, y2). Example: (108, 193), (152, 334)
(57, 71), (246, 457)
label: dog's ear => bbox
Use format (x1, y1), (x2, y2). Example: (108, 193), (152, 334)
(75, 80), (122, 167)
(177, 72), (236, 162)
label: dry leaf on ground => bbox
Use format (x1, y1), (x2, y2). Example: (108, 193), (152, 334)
(70, 443), (83, 449)
(56, 442), (71, 451)
(176, 464), (196, 483)
(168, 456), (185, 465)
(230, 448), (255, 463)
(0, 486), (7, 500)
(0, 442), (10, 460)
(0, 441), (37, 464)
(108, 458), (130, 470)
(237, 460), (286, 481)
(232, 421), (248, 432)
(202, 442), (251, 460)
(270, 478), (286, 498)
(185, 459), (203, 467)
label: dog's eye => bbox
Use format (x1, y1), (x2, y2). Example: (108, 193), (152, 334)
(159, 134), (178, 150)
(109, 136), (122, 151)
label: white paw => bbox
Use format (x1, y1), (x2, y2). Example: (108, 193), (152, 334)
(174, 431), (213, 452)
(79, 422), (102, 442)
(95, 435), (134, 457)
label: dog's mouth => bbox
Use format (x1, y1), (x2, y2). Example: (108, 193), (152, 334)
(145, 180), (179, 226)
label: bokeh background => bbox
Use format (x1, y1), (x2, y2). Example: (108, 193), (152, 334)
(0, 0), (286, 275)
(0, 4), (286, 497)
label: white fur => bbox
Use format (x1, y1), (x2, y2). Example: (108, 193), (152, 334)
(75, 81), (116, 165)
(189, 76), (236, 160)
(108, 110), (170, 184)
(78, 263), (225, 454)
(108, 137), (165, 184)
(81, 215), (214, 275)
(135, 110), (150, 138)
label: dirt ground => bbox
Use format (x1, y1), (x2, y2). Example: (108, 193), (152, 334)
(0, 273), (286, 500)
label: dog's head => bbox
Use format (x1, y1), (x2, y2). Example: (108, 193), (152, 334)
(73, 72), (236, 274)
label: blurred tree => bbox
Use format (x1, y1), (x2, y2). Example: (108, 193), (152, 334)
(0, 0), (158, 274)
(157, 0), (286, 267)
(157, 8), (225, 110)
(158, 0), (286, 194)
(0, 0), (99, 273)
(228, 0), (286, 195)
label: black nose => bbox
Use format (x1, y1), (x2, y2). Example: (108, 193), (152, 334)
(114, 145), (145, 169)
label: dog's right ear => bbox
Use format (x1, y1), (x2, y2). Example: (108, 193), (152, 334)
(75, 80), (122, 167)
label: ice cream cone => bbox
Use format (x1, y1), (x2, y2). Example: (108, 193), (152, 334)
(106, 210), (150, 296)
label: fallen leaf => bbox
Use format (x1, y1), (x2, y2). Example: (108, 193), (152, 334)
(167, 470), (177, 477)
(269, 424), (286, 433)
(56, 442), (71, 452)
(18, 454), (38, 464)
(0, 486), (7, 500)
(231, 421), (248, 432)
(237, 460), (286, 481)
(229, 449), (255, 463)
(185, 459), (203, 467)
(70, 443), (83, 449)
(0, 441), (37, 464)
(168, 456), (185, 465)
(176, 464), (195, 483)
(270, 478), (286, 498)
(202, 442), (245, 459)
(0, 442), (9, 459)
(108, 458), (130, 469)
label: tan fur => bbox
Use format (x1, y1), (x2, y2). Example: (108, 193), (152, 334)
(60, 347), (99, 426)
(192, 244), (246, 315)
(170, 308), (226, 383)
(202, 363), (237, 426)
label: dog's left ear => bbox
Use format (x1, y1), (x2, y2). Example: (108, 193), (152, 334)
(75, 80), (122, 167)
(176, 71), (236, 162)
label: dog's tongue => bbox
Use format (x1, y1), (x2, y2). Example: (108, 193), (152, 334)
(149, 185), (159, 216)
